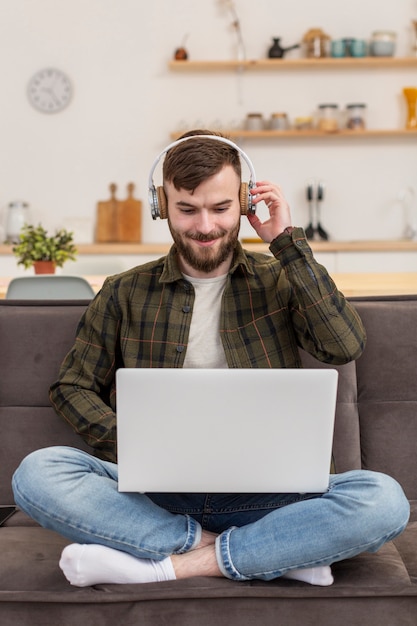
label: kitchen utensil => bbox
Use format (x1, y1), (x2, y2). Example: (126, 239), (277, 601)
(96, 183), (119, 242)
(268, 37), (300, 58)
(95, 183), (142, 243)
(118, 183), (142, 243)
(316, 182), (329, 240)
(304, 181), (329, 240)
(305, 183), (315, 239)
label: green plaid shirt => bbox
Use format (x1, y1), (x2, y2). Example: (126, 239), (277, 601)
(50, 227), (365, 462)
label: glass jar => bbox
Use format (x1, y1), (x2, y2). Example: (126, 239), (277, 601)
(412, 20), (417, 57)
(370, 31), (396, 57)
(245, 113), (265, 131)
(317, 104), (339, 132)
(294, 116), (314, 130)
(269, 112), (289, 130)
(302, 28), (331, 58)
(5, 201), (30, 243)
(346, 103), (367, 130)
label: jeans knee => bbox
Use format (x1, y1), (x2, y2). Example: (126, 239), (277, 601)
(332, 469), (409, 541)
(12, 446), (80, 504)
(357, 470), (410, 540)
(373, 471), (410, 527)
(14, 445), (65, 477)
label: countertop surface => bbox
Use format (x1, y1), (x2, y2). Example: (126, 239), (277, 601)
(1, 239), (417, 256)
(1, 272), (417, 299)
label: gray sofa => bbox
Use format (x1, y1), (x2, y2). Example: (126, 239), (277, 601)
(1, 296), (416, 626)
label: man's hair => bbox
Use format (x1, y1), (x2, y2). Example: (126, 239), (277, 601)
(162, 129), (242, 192)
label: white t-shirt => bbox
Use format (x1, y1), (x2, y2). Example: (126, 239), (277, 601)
(182, 273), (228, 369)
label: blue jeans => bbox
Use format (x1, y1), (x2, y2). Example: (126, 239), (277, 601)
(12, 446), (410, 581)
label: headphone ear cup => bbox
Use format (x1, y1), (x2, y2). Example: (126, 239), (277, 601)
(239, 182), (249, 215)
(156, 186), (168, 219)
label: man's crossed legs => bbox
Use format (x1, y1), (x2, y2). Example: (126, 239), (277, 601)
(12, 447), (410, 587)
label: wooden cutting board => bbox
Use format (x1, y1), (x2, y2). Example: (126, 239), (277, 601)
(117, 183), (142, 242)
(95, 183), (142, 243)
(95, 183), (118, 243)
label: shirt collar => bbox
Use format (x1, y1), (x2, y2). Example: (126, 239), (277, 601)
(160, 241), (255, 284)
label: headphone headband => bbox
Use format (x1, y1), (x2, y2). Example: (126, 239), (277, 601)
(148, 134), (257, 220)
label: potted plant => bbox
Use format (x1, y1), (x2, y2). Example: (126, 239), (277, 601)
(12, 224), (77, 274)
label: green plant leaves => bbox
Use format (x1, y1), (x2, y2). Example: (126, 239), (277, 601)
(12, 224), (77, 269)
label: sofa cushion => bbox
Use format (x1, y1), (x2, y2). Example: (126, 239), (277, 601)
(0, 522), (416, 626)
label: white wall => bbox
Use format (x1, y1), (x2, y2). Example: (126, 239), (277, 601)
(0, 0), (416, 250)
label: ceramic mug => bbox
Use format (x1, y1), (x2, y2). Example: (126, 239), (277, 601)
(331, 40), (346, 58)
(351, 39), (367, 57)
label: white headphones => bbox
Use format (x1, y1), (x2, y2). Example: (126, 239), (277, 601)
(148, 135), (257, 220)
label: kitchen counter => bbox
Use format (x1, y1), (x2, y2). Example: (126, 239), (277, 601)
(1, 239), (417, 256)
(1, 240), (417, 277)
(1, 272), (416, 299)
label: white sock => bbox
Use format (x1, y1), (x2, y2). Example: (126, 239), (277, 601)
(282, 565), (334, 586)
(59, 543), (176, 587)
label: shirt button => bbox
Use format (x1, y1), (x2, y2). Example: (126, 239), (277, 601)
(176, 345), (185, 353)
(182, 305), (191, 313)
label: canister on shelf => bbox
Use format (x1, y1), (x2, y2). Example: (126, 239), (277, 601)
(302, 28), (331, 58)
(270, 112), (289, 130)
(346, 103), (367, 130)
(245, 113), (265, 131)
(294, 116), (314, 130)
(370, 31), (396, 57)
(317, 104), (340, 132)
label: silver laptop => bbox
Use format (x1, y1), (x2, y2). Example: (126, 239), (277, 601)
(116, 368), (338, 494)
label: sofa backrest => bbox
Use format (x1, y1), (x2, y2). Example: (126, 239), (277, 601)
(1, 295), (416, 505)
(0, 300), (91, 504)
(353, 296), (417, 499)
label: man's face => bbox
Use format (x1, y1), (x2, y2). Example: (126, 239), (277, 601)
(166, 165), (241, 277)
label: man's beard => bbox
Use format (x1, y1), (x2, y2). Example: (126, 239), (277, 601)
(168, 219), (240, 274)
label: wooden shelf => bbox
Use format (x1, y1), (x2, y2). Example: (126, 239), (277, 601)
(169, 57), (417, 71)
(171, 129), (417, 140)
(169, 57), (417, 140)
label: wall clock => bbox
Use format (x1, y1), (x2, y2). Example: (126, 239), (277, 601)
(27, 68), (73, 114)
